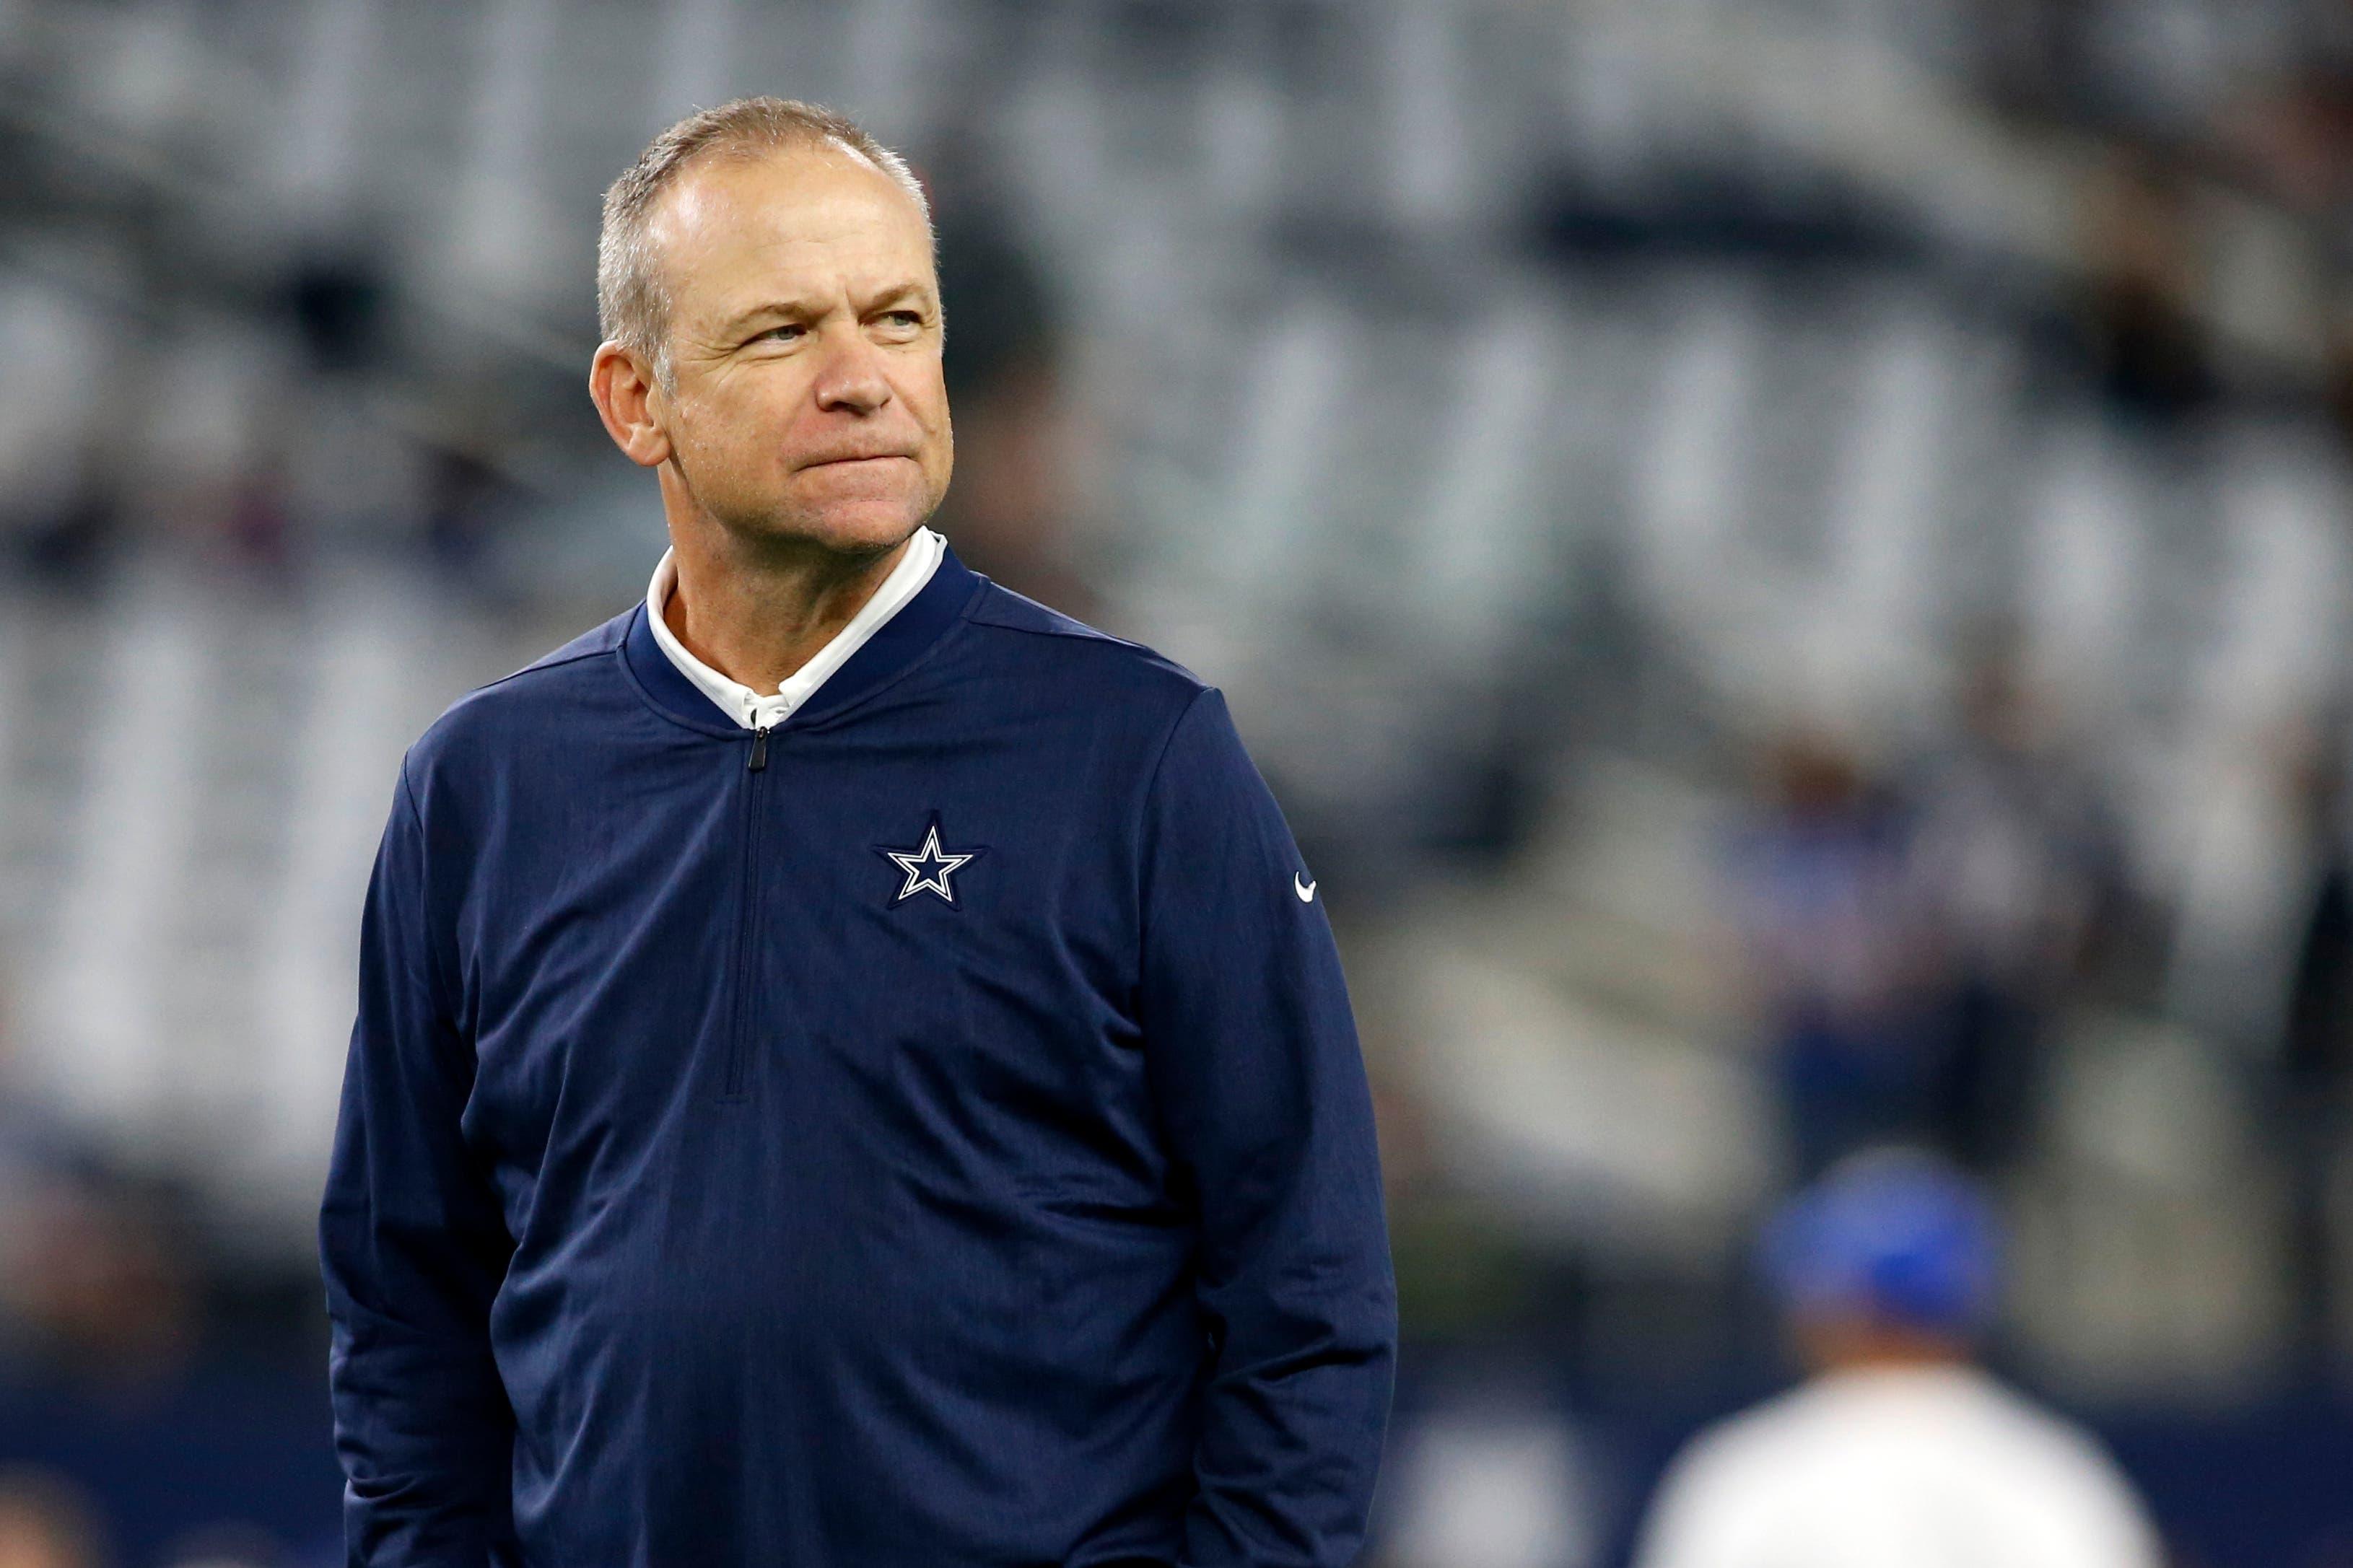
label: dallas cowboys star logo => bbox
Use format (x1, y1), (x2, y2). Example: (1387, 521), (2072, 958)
(876, 820), (979, 905)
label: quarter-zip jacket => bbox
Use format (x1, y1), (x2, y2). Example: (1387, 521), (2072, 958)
(318, 546), (1397, 1567)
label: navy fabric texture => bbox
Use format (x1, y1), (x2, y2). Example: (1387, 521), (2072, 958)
(318, 548), (1397, 1567)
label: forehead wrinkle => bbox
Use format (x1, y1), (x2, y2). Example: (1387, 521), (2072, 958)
(715, 275), (935, 338)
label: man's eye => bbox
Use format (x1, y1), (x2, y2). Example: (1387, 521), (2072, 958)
(758, 325), (805, 343)
(881, 310), (922, 328)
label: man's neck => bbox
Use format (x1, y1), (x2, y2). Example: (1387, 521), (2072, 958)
(662, 520), (914, 696)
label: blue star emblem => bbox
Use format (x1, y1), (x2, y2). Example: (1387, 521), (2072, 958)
(877, 822), (978, 905)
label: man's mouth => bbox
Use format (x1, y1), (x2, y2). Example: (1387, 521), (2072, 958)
(803, 453), (914, 470)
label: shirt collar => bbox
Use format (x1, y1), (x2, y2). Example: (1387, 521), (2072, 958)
(642, 526), (946, 731)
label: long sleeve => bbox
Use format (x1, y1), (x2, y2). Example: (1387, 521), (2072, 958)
(1138, 688), (1399, 1568)
(318, 764), (518, 1564)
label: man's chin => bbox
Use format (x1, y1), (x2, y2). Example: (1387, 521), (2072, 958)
(732, 499), (932, 561)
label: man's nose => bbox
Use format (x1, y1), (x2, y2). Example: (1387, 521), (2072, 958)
(811, 328), (894, 416)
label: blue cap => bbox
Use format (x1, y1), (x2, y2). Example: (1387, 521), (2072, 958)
(1760, 1149), (2003, 1336)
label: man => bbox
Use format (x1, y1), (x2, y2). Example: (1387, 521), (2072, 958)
(318, 97), (1396, 1567)
(1633, 1149), (2161, 1568)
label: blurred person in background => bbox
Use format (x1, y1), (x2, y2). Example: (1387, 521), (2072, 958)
(1731, 727), (1942, 1181)
(1632, 1149), (2162, 1568)
(0, 1468), (107, 1568)
(0, 1172), (191, 1386)
(2278, 706), (2353, 1386)
(318, 96), (1393, 1567)
(1904, 646), (2125, 1175)
(922, 133), (1094, 620)
(0, 1006), (195, 1390)
(2075, 149), (2215, 421)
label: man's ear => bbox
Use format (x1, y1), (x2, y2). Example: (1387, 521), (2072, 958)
(589, 341), (674, 468)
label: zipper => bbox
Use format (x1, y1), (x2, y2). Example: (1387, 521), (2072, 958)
(720, 721), (772, 1100)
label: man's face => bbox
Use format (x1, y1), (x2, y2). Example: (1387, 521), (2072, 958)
(645, 143), (951, 556)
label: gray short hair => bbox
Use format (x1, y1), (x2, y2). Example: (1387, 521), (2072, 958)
(597, 97), (932, 392)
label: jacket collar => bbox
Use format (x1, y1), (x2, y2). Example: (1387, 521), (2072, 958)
(622, 541), (984, 735)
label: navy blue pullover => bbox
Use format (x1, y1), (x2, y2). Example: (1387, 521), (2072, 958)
(318, 547), (1397, 1567)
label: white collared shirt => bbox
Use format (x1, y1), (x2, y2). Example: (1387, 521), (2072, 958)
(644, 527), (946, 730)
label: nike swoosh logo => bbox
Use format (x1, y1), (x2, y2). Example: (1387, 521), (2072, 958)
(1294, 874), (1317, 903)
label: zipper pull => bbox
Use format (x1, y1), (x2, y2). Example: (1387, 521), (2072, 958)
(748, 723), (770, 772)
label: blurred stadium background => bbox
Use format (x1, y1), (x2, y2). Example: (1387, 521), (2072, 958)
(5, 0), (2353, 1562)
